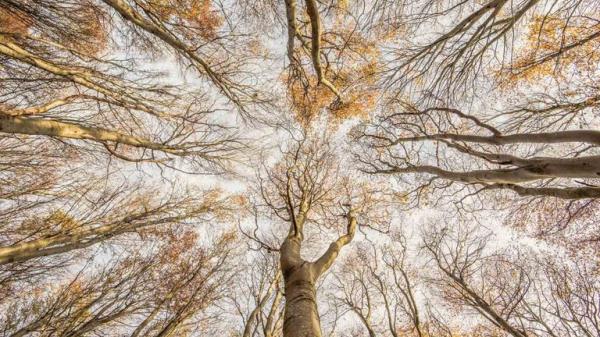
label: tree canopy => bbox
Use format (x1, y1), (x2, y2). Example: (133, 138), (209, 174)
(1, 1), (599, 337)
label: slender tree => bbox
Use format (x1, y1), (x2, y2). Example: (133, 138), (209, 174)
(422, 222), (600, 337)
(1, 229), (237, 337)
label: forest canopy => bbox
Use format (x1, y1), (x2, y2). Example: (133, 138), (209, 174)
(0, 1), (599, 337)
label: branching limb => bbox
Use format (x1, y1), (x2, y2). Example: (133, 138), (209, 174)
(487, 184), (600, 199)
(312, 208), (357, 277)
(101, 0), (245, 109)
(0, 116), (227, 159)
(304, 0), (343, 100)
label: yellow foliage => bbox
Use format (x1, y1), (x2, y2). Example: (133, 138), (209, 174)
(0, 7), (30, 34)
(202, 188), (235, 222)
(146, 0), (222, 39)
(247, 39), (270, 58)
(338, 0), (349, 11)
(284, 18), (383, 128)
(0, 3), (107, 55)
(497, 14), (600, 86)
(394, 192), (409, 204)
(230, 194), (249, 208)
(46, 209), (80, 231)
(286, 60), (380, 128)
(73, 3), (108, 56)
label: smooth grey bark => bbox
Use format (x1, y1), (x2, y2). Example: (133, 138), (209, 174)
(281, 237), (322, 337)
(279, 209), (357, 337)
(0, 116), (176, 152)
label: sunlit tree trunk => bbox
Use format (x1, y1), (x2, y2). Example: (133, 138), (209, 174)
(280, 237), (322, 337)
(279, 211), (356, 337)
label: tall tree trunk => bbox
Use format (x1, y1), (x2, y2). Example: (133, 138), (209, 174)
(280, 231), (323, 337)
(279, 211), (356, 337)
(282, 259), (321, 337)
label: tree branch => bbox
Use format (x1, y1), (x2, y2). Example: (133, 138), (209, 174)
(312, 209), (357, 277)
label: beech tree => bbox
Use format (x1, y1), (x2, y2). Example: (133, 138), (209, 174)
(505, 197), (600, 256)
(422, 223), (600, 337)
(245, 130), (389, 337)
(350, 1), (600, 259)
(1, 229), (236, 337)
(331, 237), (437, 337)
(326, 221), (599, 337)
(0, 130), (238, 296)
(383, 0), (599, 98)
(230, 252), (284, 337)
(0, 0), (249, 169)
(357, 101), (600, 200)
(0, 0), (250, 301)
(358, 0), (600, 200)
(1, 3), (254, 335)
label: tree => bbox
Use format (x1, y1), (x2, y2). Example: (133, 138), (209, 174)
(259, 133), (356, 337)
(0, 0), (248, 307)
(0, 0), (243, 170)
(1, 229), (236, 337)
(0, 143), (238, 296)
(331, 236), (429, 337)
(383, 0), (597, 98)
(357, 101), (600, 200)
(325, 219), (599, 337)
(422, 222), (600, 337)
(229, 252), (284, 337)
(248, 130), (388, 337)
(352, 1), (600, 256)
(234, 0), (383, 125)
(357, 0), (600, 199)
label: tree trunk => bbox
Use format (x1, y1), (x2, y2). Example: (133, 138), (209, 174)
(278, 211), (356, 337)
(282, 261), (322, 337)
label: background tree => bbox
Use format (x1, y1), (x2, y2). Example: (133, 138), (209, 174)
(422, 221), (600, 337)
(0, 0), (251, 169)
(1, 228), (237, 337)
(0, 0), (252, 319)
(357, 101), (600, 200)
(354, 0), (600, 256)
(229, 252), (284, 337)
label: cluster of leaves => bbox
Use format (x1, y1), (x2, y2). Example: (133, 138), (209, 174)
(497, 14), (600, 86)
(144, 0), (222, 39)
